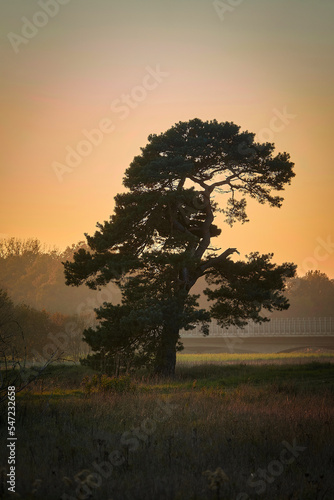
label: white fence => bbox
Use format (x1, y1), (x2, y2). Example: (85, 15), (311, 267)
(180, 317), (334, 337)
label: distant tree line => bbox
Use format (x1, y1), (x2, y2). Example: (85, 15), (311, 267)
(0, 238), (332, 324)
(271, 270), (334, 318)
(0, 237), (121, 315)
(0, 237), (104, 363)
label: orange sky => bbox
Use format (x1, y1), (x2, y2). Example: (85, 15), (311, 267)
(1, 0), (333, 277)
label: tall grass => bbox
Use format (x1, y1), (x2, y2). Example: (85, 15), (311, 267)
(0, 355), (333, 499)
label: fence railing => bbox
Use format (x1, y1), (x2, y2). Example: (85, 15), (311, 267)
(180, 317), (334, 337)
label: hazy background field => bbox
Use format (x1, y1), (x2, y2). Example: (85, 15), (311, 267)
(181, 336), (334, 354)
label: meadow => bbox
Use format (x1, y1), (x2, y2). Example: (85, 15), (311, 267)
(1, 352), (334, 500)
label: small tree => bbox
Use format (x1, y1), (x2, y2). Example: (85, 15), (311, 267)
(64, 118), (296, 375)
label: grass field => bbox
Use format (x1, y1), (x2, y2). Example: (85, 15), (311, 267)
(1, 352), (334, 499)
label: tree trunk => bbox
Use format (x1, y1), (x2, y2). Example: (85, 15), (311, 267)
(154, 326), (179, 377)
(154, 284), (189, 377)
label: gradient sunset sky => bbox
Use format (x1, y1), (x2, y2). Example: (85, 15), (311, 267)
(1, 0), (333, 277)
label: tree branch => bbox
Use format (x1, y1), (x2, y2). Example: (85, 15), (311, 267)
(209, 172), (240, 190)
(188, 175), (211, 191)
(199, 247), (240, 273)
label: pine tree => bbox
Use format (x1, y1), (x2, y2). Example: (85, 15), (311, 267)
(63, 118), (296, 375)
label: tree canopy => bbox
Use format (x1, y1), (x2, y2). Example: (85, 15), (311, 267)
(64, 118), (296, 375)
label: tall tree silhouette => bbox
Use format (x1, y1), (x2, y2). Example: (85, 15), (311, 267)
(64, 119), (296, 375)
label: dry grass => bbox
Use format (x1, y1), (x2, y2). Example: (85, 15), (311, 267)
(1, 355), (333, 499)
